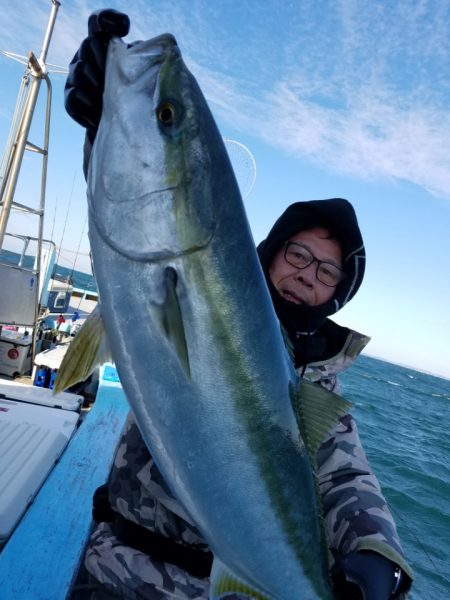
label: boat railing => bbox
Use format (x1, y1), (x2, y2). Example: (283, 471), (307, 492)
(0, 233), (57, 327)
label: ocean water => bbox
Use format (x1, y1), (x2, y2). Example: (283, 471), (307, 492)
(340, 355), (450, 599)
(53, 263), (97, 293)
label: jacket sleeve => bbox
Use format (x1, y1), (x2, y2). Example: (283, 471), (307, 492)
(316, 412), (414, 583)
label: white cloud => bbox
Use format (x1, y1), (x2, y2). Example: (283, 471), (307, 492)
(198, 66), (450, 199)
(2, 0), (450, 199)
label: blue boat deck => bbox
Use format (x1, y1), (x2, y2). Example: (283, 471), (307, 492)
(0, 374), (129, 599)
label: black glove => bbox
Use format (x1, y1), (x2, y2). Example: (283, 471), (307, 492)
(332, 551), (402, 600)
(64, 9), (130, 175)
(65, 8), (130, 130)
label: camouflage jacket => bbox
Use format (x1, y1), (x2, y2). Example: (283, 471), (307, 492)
(84, 328), (413, 599)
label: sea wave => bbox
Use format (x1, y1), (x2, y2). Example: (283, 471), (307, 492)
(341, 355), (450, 599)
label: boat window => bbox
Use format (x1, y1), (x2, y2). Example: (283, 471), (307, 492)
(54, 292), (67, 308)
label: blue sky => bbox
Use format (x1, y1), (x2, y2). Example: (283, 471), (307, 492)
(0, 0), (449, 379)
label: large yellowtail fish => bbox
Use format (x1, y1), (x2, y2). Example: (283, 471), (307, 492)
(57, 34), (349, 599)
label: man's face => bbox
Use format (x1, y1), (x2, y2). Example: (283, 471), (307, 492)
(269, 227), (343, 307)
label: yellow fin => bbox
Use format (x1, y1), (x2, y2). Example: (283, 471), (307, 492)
(210, 558), (271, 600)
(156, 267), (190, 379)
(292, 380), (352, 458)
(53, 306), (111, 393)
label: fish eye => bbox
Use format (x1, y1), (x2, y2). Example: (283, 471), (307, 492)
(157, 101), (177, 126)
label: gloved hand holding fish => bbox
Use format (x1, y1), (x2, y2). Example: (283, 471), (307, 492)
(57, 30), (354, 600)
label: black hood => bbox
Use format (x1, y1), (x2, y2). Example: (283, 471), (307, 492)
(257, 198), (365, 337)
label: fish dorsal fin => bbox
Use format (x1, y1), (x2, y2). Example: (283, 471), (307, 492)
(53, 306), (111, 393)
(156, 266), (190, 379)
(209, 558), (271, 600)
(292, 380), (352, 458)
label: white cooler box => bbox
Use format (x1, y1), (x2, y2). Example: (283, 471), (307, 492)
(0, 385), (81, 545)
(0, 333), (32, 378)
(0, 381), (83, 412)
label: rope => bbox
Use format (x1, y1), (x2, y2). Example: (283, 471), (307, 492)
(50, 171), (77, 294)
(69, 213), (88, 279)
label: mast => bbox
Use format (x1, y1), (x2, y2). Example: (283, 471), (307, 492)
(0, 0), (61, 368)
(0, 0), (61, 246)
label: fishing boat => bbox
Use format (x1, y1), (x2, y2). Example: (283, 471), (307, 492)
(0, 4), (130, 598)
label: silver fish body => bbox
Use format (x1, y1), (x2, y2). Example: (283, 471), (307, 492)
(87, 34), (333, 600)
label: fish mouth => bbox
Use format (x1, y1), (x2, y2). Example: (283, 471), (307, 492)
(87, 33), (217, 265)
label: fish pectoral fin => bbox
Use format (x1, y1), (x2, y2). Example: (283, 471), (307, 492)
(53, 306), (112, 393)
(156, 266), (190, 380)
(293, 380), (352, 457)
(209, 558), (271, 600)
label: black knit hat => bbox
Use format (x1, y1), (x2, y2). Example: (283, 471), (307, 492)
(257, 198), (365, 334)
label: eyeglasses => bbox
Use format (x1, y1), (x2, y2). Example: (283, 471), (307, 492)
(284, 241), (346, 287)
